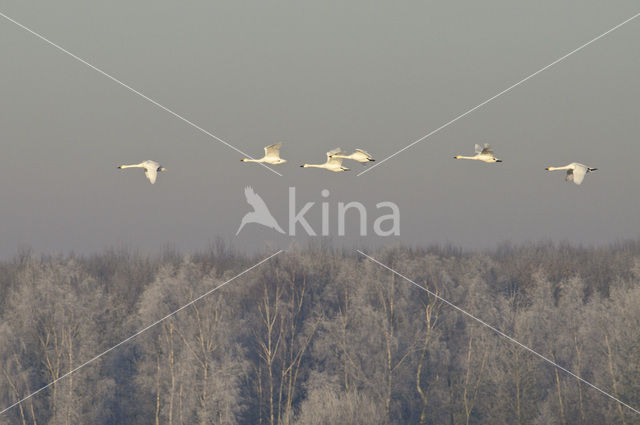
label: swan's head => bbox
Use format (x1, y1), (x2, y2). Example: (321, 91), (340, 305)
(545, 167), (551, 170)
(158, 167), (167, 172)
(300, 164), (307, 168)
(241, 158), (248, 162)
(454, 156), (460, 159)
(588, 168), (598, 172)
(277, 159), (287, 164)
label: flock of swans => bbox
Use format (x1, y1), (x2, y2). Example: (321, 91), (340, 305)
(452, 144), (597, 184)
(239, 143), (374, 172)
(118, 142), (597, 185)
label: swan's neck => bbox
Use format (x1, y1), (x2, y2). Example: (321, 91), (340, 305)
(241, 158), (262, 163)
(546, 166), (569, 171)
(119, 163), (144, 169)
(303, 164), (324, 168)
(455, 155), (478, 160)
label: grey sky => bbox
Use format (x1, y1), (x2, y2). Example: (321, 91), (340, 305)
(1, 0), (639, 258)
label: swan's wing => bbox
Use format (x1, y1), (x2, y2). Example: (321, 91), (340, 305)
(474, 144), (483, 154)
(143, 160), (160, 168)
(327, 147), (343, 158)
(480, 144), (494, 155)
(355, 148), (371, 157)
(327, 155), (346, 166)
(572, 164), (587, 185)
(565, 169), (574, 182)
(264, 143), (282, 159)
(145, 167), (158, 184)
(244, 186), (270, 212)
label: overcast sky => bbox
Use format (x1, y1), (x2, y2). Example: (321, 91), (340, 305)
(1, 0), (639, 258)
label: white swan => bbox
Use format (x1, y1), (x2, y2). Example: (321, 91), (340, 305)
(545, 162), (597, 185)
(117, 160), (166, 184)
(330, 148), (375, 164)
(241, 142), (287, 165)
(300, 148), (350, 172)
(454, 143), (502, 163)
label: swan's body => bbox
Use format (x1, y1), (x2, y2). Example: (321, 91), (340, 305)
(330, 148), (375, 164)
(241, 143), (287, 165)
(545, 162), (597, 185)
(236, 186), (285, 235)
(118, 160), (166, 184)
(300, 148), (350, 172)
(454, 143), (502, 163)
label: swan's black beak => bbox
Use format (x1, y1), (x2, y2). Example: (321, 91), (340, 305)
(300, 165), (304, 167)
(590, 168), (598, 172)
(496, 160), (503, 163)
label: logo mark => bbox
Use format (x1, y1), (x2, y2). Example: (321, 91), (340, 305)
(236, 187), (400, 237)
(236, 186), (286, 235)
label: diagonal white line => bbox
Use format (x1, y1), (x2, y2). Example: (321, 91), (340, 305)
(356, 249), (640, 416)
(0, 250), (283, 417)
(358, 11), (640, 176)
(0, 11), (283, 177)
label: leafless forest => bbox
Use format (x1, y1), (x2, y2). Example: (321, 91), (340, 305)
(1, 241), (640, 424)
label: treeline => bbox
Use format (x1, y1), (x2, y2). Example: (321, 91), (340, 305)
(1, 240), (640, 424)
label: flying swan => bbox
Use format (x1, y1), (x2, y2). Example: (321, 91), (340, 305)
(300, 148), (350, 172)
(545, 162), (597, 185)
(454, 144), (502, 163)
(117, 160), (166, 184)
(241, 143), (287, 165)
(329, 148), (375, 164)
